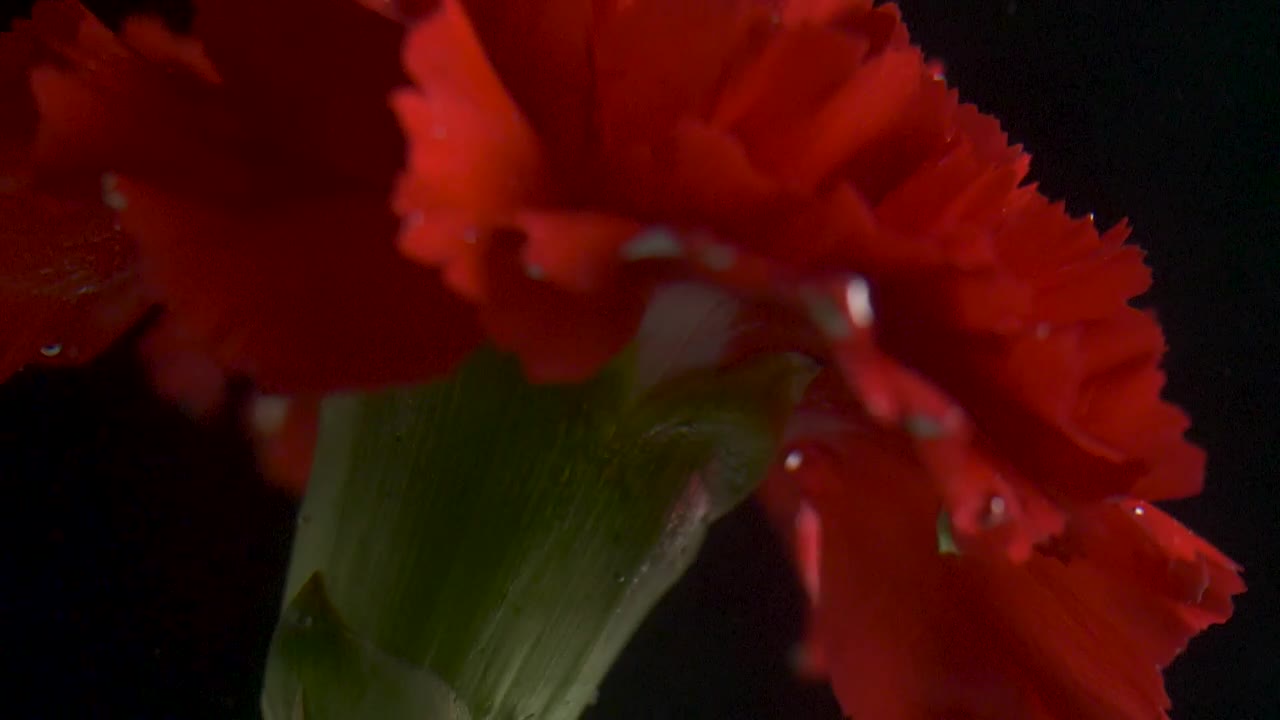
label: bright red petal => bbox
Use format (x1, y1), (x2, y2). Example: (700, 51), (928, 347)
(761, 400), (1241, 720)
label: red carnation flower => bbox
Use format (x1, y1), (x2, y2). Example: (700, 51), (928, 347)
(2, 1), (1242, 716)
(389, 1), (1243, 717)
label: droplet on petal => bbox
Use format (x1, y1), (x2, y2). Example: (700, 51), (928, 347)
(903, 413), (946, 439)
(40, 343), (63, 358)
(981, 495), (1008, 528)
(784, 449), (804, 472)
(698, 243), (737, 271)
(251, 395), (291, 435)
(806, 294), (852, 339)
(936, 509), (961, 555)
(844, 276), (874, 328)
(101, 173), (127, 210)
(1133, 504), (1146, 517)
(621, 227), (684, 261)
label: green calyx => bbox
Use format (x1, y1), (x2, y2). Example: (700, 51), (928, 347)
(262, 345), (813, 720)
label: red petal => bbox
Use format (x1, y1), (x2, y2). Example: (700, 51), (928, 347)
(117, 178), (482, 394)
(457, 0), (595, 156)
(249, 394), (319, 496)
(0, 1), (149, 379)
(191, 0), (406, 189)
(592, 0), (764, 148)
(762, 417), (1241, 720)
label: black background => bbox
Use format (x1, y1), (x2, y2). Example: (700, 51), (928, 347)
(2, 1), (1276, 718)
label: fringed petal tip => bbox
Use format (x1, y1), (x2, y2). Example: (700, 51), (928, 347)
(761, 413), (1241, 720)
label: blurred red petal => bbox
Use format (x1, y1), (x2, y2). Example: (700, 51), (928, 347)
(249, 394), (319, 495)
(0, 1), (150, 379)
(24, 0), (486, 401)
(117, 178), (481, 394)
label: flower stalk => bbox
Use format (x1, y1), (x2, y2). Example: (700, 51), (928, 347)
(262, 348), (811, 720)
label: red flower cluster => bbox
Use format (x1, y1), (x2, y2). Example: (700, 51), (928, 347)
(0, 1), (1242, 718)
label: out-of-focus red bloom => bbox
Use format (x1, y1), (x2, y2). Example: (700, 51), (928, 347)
(0, 3), (149, 377)
(4, 0), (483, 402)
(392, 0), (1243, 717)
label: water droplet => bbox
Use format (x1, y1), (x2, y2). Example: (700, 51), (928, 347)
(903, 414), (946, 439)
(40, 343), (62, 358)
(1132, 505), (1146, 517)
(621, 227), (683, 261)
(936, 510), (961, 555)
(699, 243), (737, 271)
(844, 276), (874, 328)
(101, 173), (127, 210)
(806, 294), (850, 339)
(783, 449), (804, 472)
(251, 395), (290, 434)
(982, 495), (1008, 527)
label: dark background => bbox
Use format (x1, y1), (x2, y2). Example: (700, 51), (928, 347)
(2, 1), (1276, 718)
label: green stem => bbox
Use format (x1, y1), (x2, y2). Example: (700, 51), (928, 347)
(262, 348), (810, 720)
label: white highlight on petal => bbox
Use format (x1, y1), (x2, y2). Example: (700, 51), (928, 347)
(39, 343), (63, 358)
(784, 449), (804, 472)
(844, 276), (874, 328)
(1133, 505), (1146, 516)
